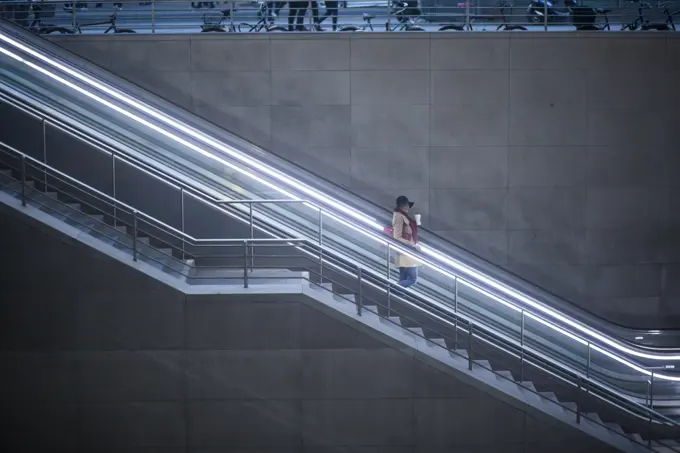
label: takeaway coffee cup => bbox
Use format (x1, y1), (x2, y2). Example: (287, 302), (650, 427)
(415, 214), (422, 225)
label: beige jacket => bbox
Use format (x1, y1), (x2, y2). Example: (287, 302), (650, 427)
(392, 210), (420, 268)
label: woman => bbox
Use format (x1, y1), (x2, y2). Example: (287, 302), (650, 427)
(392, 195), (420, 288)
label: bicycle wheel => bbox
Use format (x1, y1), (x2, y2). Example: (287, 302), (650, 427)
(438, 24), (464, 31)
(406, 26), (425, 31)
(44, 27), (74, 34)
(267, 26), (287, 32)
(115, 29), (136, 33)
(338, 25), (360, 32)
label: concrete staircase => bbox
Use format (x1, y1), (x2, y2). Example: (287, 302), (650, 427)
(1, 167), (679, 453)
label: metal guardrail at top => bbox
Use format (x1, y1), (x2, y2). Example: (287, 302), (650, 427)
(0, 0), (678, 33)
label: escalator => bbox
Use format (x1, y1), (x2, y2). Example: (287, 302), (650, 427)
(2, 18), (680, 451)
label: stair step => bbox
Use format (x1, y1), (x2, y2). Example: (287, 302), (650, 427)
(0, 169), (12, 176)
(561, 401), (577, 413)
(495, 370), (514, 381)
(114, 225), (127, 233)
(627, 432), (644, 444)
(472, 359), (491, 370)
(454, 348), (469, 359)
(333, 293), (355, 304)
(362, 304), (377, 313)
(387, 316), (401, 326)
(586, 413), (602, 424)
(428, 337), (447, 348)
(520, 381), (537, 392)
(320, 282), (333, 291)
(539, 391), (558, 403)
(604, 422), (624, 435)
(407, 327), (424, 337)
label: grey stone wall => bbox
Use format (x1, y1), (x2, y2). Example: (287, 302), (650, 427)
(0, 198), (621, 452)
(50, 33), (680, 327)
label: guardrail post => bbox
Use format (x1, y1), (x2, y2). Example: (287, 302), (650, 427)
(318, 209), (323, 281)
(249, 203), (254, 272)
(468, 323), (473, 371)
(357, 267), (363, 315)
(543, 1), (548, 31)
(520, 310), (525, 381)
(151, 0), (156, 34)
(20, 154), (26, 207)
(386, 0), (391, 31)
(576, 376), (582, 424)
(230, 1), (235, 31)
(465, 0), (471, 30)
(132, 210), (138, 261)
(648, 372), (654, 447)
(386, 243), (391, 317)
(244, 241), (249, 289)
(180, 187), (185, 261)
(72, 3), (77, 30)
(454, 277), (458, 348)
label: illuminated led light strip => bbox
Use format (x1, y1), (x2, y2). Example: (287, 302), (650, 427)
(0, 32), (381, 229)
(2, 37), (680, 370)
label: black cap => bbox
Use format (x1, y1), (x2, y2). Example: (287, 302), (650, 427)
(396, 195), (414, 208)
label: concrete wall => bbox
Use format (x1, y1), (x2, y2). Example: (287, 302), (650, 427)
(49, 33), (680, 327)
(0, 200), (623, 452)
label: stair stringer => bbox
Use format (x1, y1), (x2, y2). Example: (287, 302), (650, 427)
(299, 285), (650, 453)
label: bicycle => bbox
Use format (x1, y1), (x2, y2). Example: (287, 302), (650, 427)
(200, 9), (238, 32)
(496, 1), (528, 30)
(570, 3), (611, 30)
(43, 10), (136, 34)
(622, 0), (677, 30)
(339, 1), (425, 31)
(239, 2), (288, 32)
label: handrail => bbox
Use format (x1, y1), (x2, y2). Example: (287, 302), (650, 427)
(3, 15), (678, 342)
(2, 139), (680, 442)
(3, 34), (680, 366)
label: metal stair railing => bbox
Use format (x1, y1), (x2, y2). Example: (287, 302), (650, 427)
(2, 137), (680, 450)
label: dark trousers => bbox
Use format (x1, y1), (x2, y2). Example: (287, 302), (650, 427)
(398, 267), (418, 288)
(318, 0), (339, 30)
(288, 1), (319, 30)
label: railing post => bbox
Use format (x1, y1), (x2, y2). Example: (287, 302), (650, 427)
(520, 309), (525, 381)
(151, 0), (156, 34)
(357, 267), (363, 315)
(180, 187), (185, 261)
(244, 241), (249, 289)
(466, 0), (471, 30)
(72, 3), (77, 30)
(576, 376), (582, 424)
(42, 119), (47, 190)
(112, 154), (118, 228)
(249, 202), (254, 272)
(543, 1), (548, 31)
(20, 154), (26, 206)
(468, 323), (474, 371)
(318, 209), (323, 281)
(648, 372), (654, 447)
(386, 243), (391, 317)
(453, 277), (458, 348)
(230, 1), (235, 31)
(386, 0), (391, 31)
(132, 210), (138, 261)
